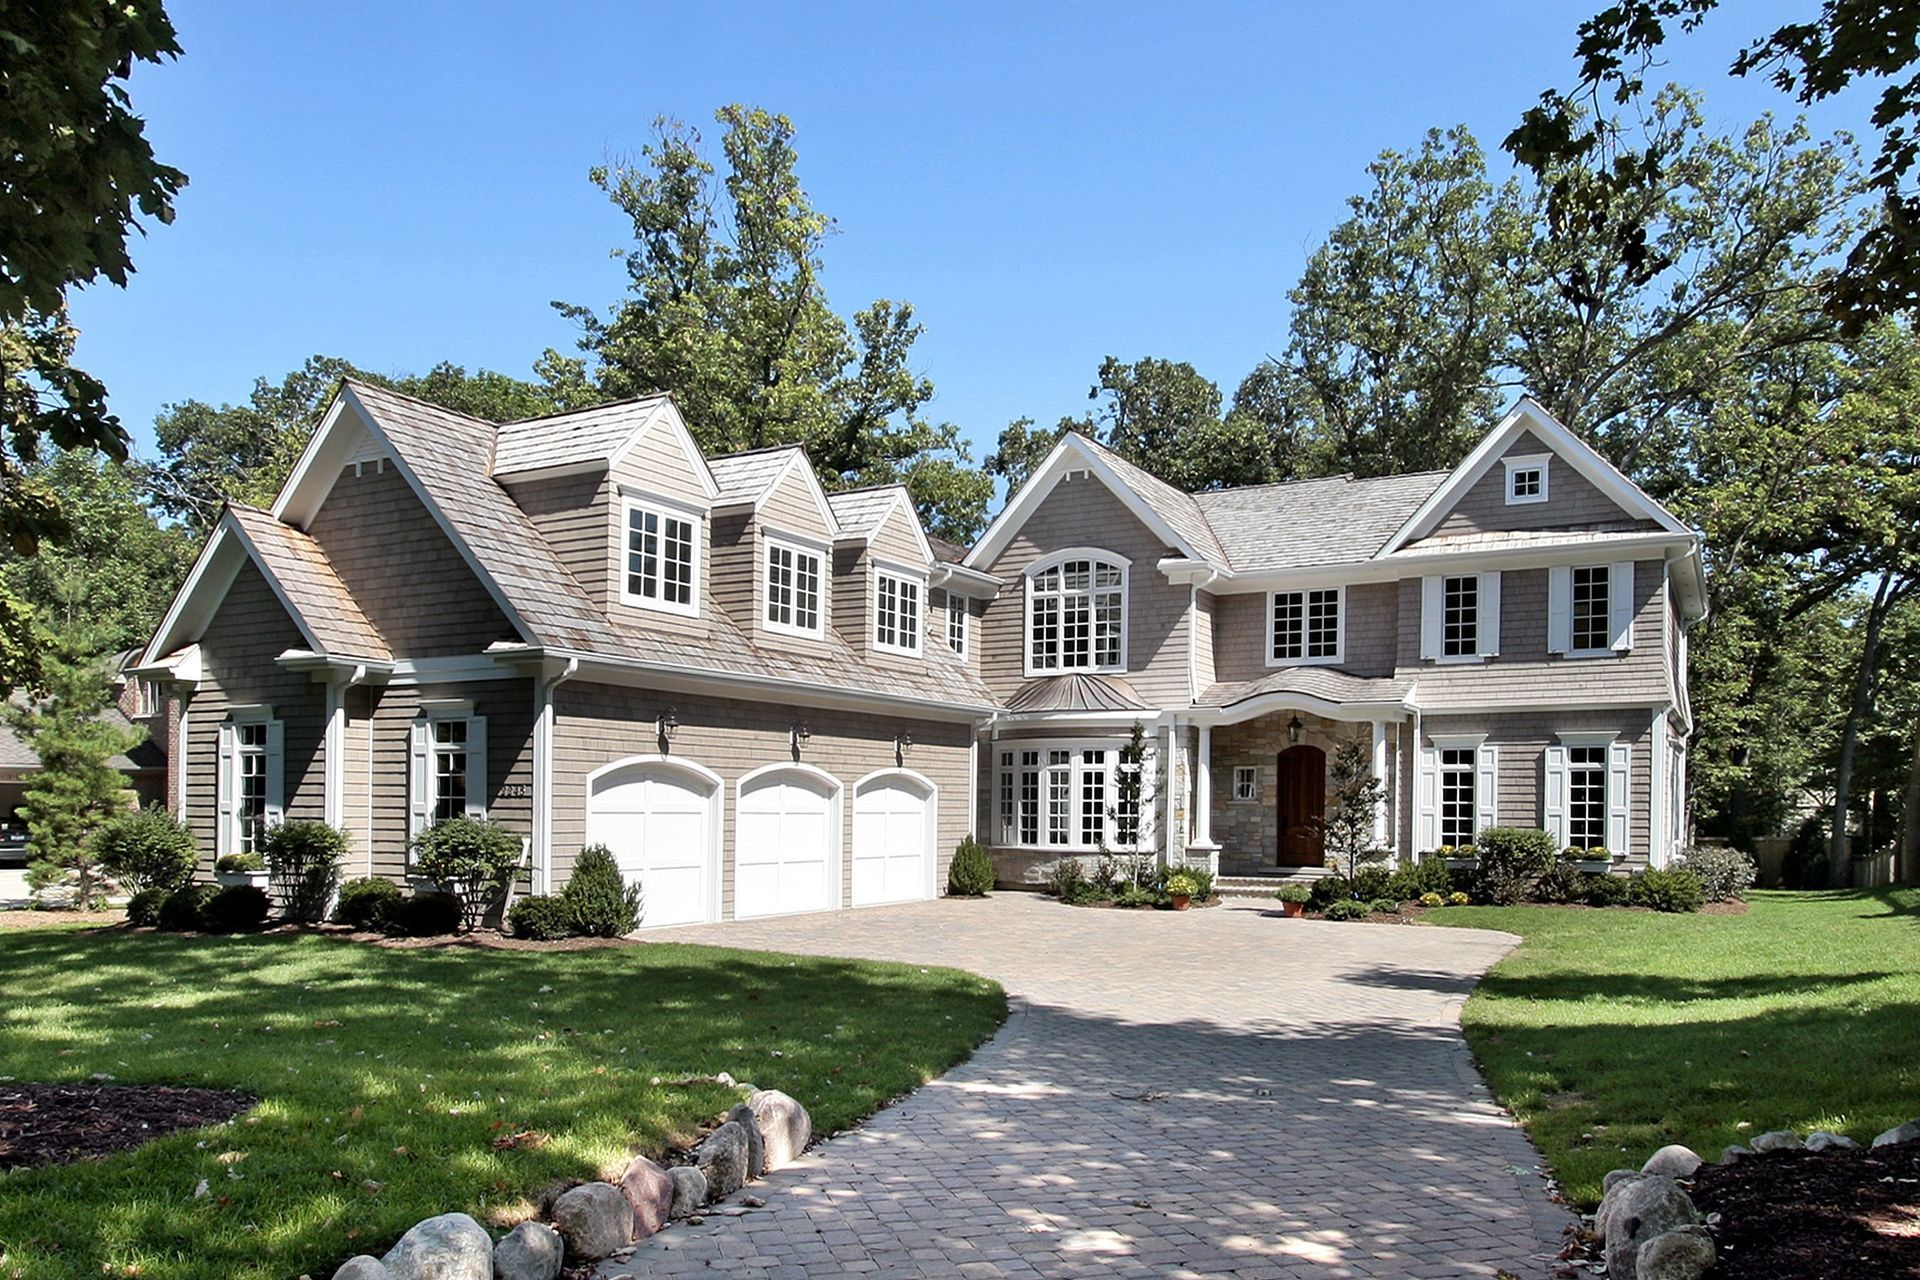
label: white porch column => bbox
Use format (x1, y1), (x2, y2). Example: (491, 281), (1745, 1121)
(1370, 719), (1391, 854)
(1194, 725), (1215, 847)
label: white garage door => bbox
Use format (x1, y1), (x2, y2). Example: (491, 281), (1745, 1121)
(586, 761), (716, 928)
(852, 773), (934, 907)
(735, 769), (837, 919)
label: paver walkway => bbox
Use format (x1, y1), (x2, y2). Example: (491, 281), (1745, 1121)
(600, 895), (1571, 1279)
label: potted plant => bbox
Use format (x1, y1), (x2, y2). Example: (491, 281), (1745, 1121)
(1165, 872), (1198, 911)
(1275, 882), (1310, 917)
(213, 852), (269, 889)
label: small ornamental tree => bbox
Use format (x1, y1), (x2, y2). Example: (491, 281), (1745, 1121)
(410, 816), (523, 931)
(1101, 720), (1161, 886)
(561, 844), (641, 936)
(95, 805), (197, 894)
(261, 820), (348, 923)
(947, 835), (994, 897)
(1323, 736), (1389, 897)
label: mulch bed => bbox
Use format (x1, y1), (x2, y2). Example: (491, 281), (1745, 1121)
(0, 1082), (255, 1170)
(1692, 1143), (1920, 1279)
(0, 908), (125, 929)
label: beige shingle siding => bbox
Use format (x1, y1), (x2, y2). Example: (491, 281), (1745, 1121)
(868, 502), (925, 567)
(610, 423), (712, 509)
(979, 473), (1192, 708)
(549, 680), (972, 912)
(831, 544), (870, 651)
(304, 466), (517, 657)
(1192, 591), (1216, 690)
(709, 511), (757, 633)
(502, 472), (610, 609)
(1425, 432), (1659, 541)
(761, 466), (834, 541)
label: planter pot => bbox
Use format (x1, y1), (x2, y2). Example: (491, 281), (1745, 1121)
(1281, 899), (1306, 918)
(213, 870), (269, 889)
(1170, 894), (1192, 911)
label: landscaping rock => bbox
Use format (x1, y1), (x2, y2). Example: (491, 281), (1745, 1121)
(1641, 1144), (1703, 1179)
(332, 1257), (392, 1280)
(618, 1154), (675, 1238)
(1636, 1225), (1716, 1280)
(379, 1212), (492, 1280)
(1603, 1168), (1645, 1194)
(669, 1165), (709, 1218)
(1720, 1145), (1752, 1164)
(1599, 1176), (1701, 1280)
(493, 1221), (563, 1280)
(1750, 1129), (1805, 1153)
(728, 1102), (767, 1179)
(746, 1089), (811, 1171)
(1806, 1130), (1862, 1153)
(1873, 1120), (1920, 1148)
(694, 1121), (751, 1198)
(551, 1181), (633, 1261)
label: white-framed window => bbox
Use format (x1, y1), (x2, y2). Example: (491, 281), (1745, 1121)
(1443, 576), (1478, 657)
(217, 710), (283, 858)
(764, 537), (824, 637)
(1439, 747), (1477, 846)
(1027, 554), (1126, 673)
(431, 719), (469, 823)
(1421, 571), (1501, 661)
(874, 570), (922, 654)
(410, 705), (487, 837)
(1549, 561), (1634, 656)
(1417, 733), (1496, 852)
(1269, 587), (1343, 665)
(621, 496), (700, 616)
(1231, 766), (1259, 803)
(1503, 454), (1549, 505)
(1571, 565), (1611, 652)
(1566, 745), (1607, 848)
(947, 595), (967, 657)
(1545, 733), (1628, 854)
(995, 739), (1152, 851)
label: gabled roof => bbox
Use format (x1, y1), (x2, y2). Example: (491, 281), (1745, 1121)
(1193, 471), (1447, 572)
(827, 485), (934, 564)
(708, 446), (802, 503)
(491, 394), (671, 475)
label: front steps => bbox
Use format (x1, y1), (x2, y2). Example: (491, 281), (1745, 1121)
(1215, 867), (1331, 899)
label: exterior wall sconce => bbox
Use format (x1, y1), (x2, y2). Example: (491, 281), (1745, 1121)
(656, 707), (679, 744)
(791, 722), (812, 754)
(1287, 715), (1303, 746)
(894, 730), (913, 761)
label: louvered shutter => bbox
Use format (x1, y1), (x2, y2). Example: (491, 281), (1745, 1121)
(1548, 566), (1572, 654)
(1543, 744), (1569, 846)
(263, 719), (285, 828)
(1476, 745), (1498, 837)
(1415, 739), (1439, 851)
(1607, 739), (1631, 855)
(464, 716), (488, 819)
(408, 718), (430, 841)
(1610, 560), (1636, 651)
(216, 721), (236, 858)
(1420, 576), (1443, 660)
(1478, 571), (1502, 658)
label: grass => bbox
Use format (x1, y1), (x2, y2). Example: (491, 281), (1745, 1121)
(1427, 889), (1920, 1207)
(0, 925), (1005, 1279)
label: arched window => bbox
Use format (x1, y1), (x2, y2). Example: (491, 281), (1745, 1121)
(1027, 553), (1127, 673)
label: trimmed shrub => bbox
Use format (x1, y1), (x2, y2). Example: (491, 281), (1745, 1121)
(96, 807), (198, 894)
(1418, 891), (1444, 908)
(203, 885), (270, 932)
(1531, 859), (1588, 904)
(262, 820), (349, 923)
(1351, 867), (1393, 902)
(410, 817), (523, 931)
(1276, 882), (1312, 904)
(333, 876), (401, 930)
(387, 892), (462, 937)
(126, 887), (168, 927)
(157, 883), (219, 931)
(947, 836), (994, 897)
(1447, 890), (1470, 906)
(1308, 874), (1352, 909)
(507, 893), (574, 941)
(1114, 882), (1159, 909)
(1678, 845), (1757, 902)
(1630, 867), (1705, 913)
(1582, 871), (1633, 907)
(1156, 864), (1215, 902)
(562, 844), (642, 936)
(1388, 858), (1452, 902)
(1045, 856), (1088, 901)
(214, 852), (263, 874)
(1474, 827), (1558, 905)
(1323, 899), (1368, 921)
(1367, 897), (1399, 914)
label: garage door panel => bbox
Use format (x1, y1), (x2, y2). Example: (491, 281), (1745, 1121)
(588, 764), (715, 929)
(735, 773), (838, 919)
(852, 776), (932, 907)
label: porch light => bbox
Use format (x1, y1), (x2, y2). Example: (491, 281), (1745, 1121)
(894, 730), (913, 757)
(1287, 715), (1303, 745)
(791, 721), (812, 753)
(656, 707), (679, 743)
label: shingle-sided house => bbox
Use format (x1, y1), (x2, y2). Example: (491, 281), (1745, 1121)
(137, 385), (1702, 922)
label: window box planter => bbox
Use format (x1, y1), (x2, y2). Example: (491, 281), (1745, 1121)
(213, 869), (270, 890)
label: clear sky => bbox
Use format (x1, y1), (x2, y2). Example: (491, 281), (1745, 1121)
(71, 1), (1873, 467)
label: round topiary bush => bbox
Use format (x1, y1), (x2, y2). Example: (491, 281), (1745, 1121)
(561, 845), (642, 937)
(332, 876), (401, 930)
(157, 883), (219, 932)
(1308, 875), (1352, 910)
(1473, 827), (1558, 904)
(203, 885), (270, 932)
(1418, 891), (1444, 908)
(95, 807), (198, 894)
(125, 887), (169, 927)
(507, 893), (573, 941)
(946, 836), (994, 897)
(1583, 871), (1633, 906)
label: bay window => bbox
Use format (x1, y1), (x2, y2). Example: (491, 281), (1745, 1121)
(1027, 555), (1126, 673)
(995, 740), (1152, 851)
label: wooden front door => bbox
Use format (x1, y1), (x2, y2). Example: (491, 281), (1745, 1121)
(1276, 745), (1326, 866)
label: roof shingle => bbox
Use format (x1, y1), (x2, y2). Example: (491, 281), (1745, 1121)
(227, 506), (391, 660)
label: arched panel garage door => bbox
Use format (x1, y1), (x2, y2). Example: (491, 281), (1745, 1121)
(852, 771), (935, 907)
(735, 767), (840, 919)
(585, 758), (718, 928)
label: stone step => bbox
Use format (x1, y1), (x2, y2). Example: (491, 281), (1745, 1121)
(1215, 869), (1330, 898)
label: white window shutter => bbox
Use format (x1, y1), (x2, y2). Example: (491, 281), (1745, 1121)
(1420, 576), (1443, 660)
(1548, 566), (1572, 654)
(1476, 744), (1498, 837)
(216, 721), (236, 858)
(465, 716), (488, 819)
(1477, 571), (1501, 658)
(264, 719), (286, 827)
(1415, 740), (1438, 851)
(408, 718), (430, 839)
(1543, 744), (1569, 846)
(1607, 739), (1632, 854)
(1610, 560), (1636, 651)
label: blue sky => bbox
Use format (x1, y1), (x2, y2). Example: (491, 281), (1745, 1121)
(71, 1), (1872, 467)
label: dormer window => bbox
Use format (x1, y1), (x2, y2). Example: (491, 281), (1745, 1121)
(1027, 554), (1126, 674)
(1503, 454), (1550, 505)
(622, 496), (699, 617)
(875, 570), (922, 654)
(765, 537), (823, 638)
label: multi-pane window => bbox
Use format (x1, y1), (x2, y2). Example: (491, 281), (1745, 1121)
(235, 721), (268, 854)
(948, 596), (967, 656)
(432, 719), (469, 823)
(1232, 766), (1258, 802)
(1509, 466), (1543, 501)
(1568, 745), (1607, 848)
(1571, 565), (1611, 652)
(996, 743), (1149, 851)
(1271, 588), (1341, 662)
(1439, 747), (1477, 847)
(625, 503), (696, 613)
(1443, 576), (1478, 657)
(1017, 750), (1039, 844)
(765, 541), (822, 635)
(1046, 750), (1072, 845)
(1029, 558), (1124, 672)
(1079, 750), (1107, 845)
(875, 572), (921, 652)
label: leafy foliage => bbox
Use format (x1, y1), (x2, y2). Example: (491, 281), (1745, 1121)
(1308, 874), (1352, 910)
(409, 817), (523, 931)
(156, 883), (217, 932)
(125, 887), (167, 927)
(1322, 737), (1389, 885)
(1473, 828), (1560, 905)
(261, 821), (349, 924)
(213, 852), (262, 874)
(385, 892), (462, 938)
(1677, 845), (1759, 902)
(1276, 882), (1312, 904)
(946, 836), (994, 897)
(95, 805), (196, 895)
(1323, 899), (1368, 922)
(561, 844), (641, 937)
(202, 885), (270, 933)
(1044, 856), (1089, 902)
(507, 893), (574, 941)
(331, 876), (402, 931)
(1629, 866), (1707, 913)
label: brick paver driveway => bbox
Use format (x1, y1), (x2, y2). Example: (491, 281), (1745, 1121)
(600, 895), (1571, 1279)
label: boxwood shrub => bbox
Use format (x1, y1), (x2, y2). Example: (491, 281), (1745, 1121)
(332, 876), (402, 930)
(203, 885), (270, 932)
(947, 836), (994, 897)
(507, 893), (573, 941)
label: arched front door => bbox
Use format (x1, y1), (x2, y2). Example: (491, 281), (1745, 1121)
(1276, 745), (1326, 867)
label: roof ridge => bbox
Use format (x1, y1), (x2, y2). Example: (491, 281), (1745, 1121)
(1189, 467), (1455, 499)
(501, 391), (668, 426)
(342, 377), (494, 428)
(708, 442), (808, 461)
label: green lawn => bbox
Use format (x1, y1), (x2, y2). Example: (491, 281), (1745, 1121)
(0, 926), (1005, 1279)
(1428, 889), (1920, 1207)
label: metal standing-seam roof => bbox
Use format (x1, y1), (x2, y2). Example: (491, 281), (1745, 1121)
(1004, 673), (1151, 714)
(1196, 667), (1414, 711)
(226, 505), (391, 660)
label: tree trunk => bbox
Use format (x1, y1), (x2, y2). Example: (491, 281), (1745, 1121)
(1831, 574), (1901, 884)
(1901, 724), (1920, 883)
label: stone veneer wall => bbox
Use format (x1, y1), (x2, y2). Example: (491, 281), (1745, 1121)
(1211, 713), (1398, 877)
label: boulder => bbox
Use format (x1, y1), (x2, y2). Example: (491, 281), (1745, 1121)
(1873, 1120), (1920, 1148)
(380, 1213), (493, 1280)
(1602, 1168), (1645, 1194)
(669, 1166), (709, 1219)
(746, 1089), (811, 1172)
(727, 1102), (767, 1179)
(1720, 1145), (1752, 1164)
(1806, 1130), (1862, 1153)
(618, 1154), (675, 1238)
(694, 1121), (751, 1198)
(1641, 1144), (1703, 1179)
(493, 1221), (564, 1280)
(1599, 1176), (1701, 1280)
(332, 1258), (392, 1280)
(551, 1181), (633, 1262)
(1636, 1225), (1716, 1280)
(1750, 1129), (1804, 1154)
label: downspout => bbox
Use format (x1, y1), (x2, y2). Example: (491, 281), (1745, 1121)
(532, 657), (581, 895)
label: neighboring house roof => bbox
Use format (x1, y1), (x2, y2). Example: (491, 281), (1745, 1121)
(0, 697), (164, 775)
(1192, 471), (1448, 572)
(491, 395), (671, 475)
(1004, 673), (1150, 714)
(1197, 669), (1414, 712)
(227, 506), (391, 660)
(927, 535), (967, 565)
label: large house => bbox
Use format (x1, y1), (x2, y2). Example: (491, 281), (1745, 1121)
(137, 383), (1704, 922)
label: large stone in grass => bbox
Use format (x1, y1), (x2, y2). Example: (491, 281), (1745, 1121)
(746, 1089), (811, 1171)
(1873, 1120), (1920, 1148)
(493, 1221), (563, 1280)
(1602, 1168), (1645, 1195)
(1750, 1129), (1804, 1153)
(380, 1212), (492, 1280)
(728, 1102), (767, 1179)
(1636, 1225), (1716, 1280)
(333, 1257), (392, 1280)
(618, 1154), (674, 1238)
(1599, 1175), (1701, 1280)
(551, 1181), (633, 1261)
(669, 1165), (708, 1218)
(1641, 1144), (1703, 1179)
(1806, 1130), (1862, 1153)
(694, 1121), (751, 1198)
(1720, 1144), (1752, 1164)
